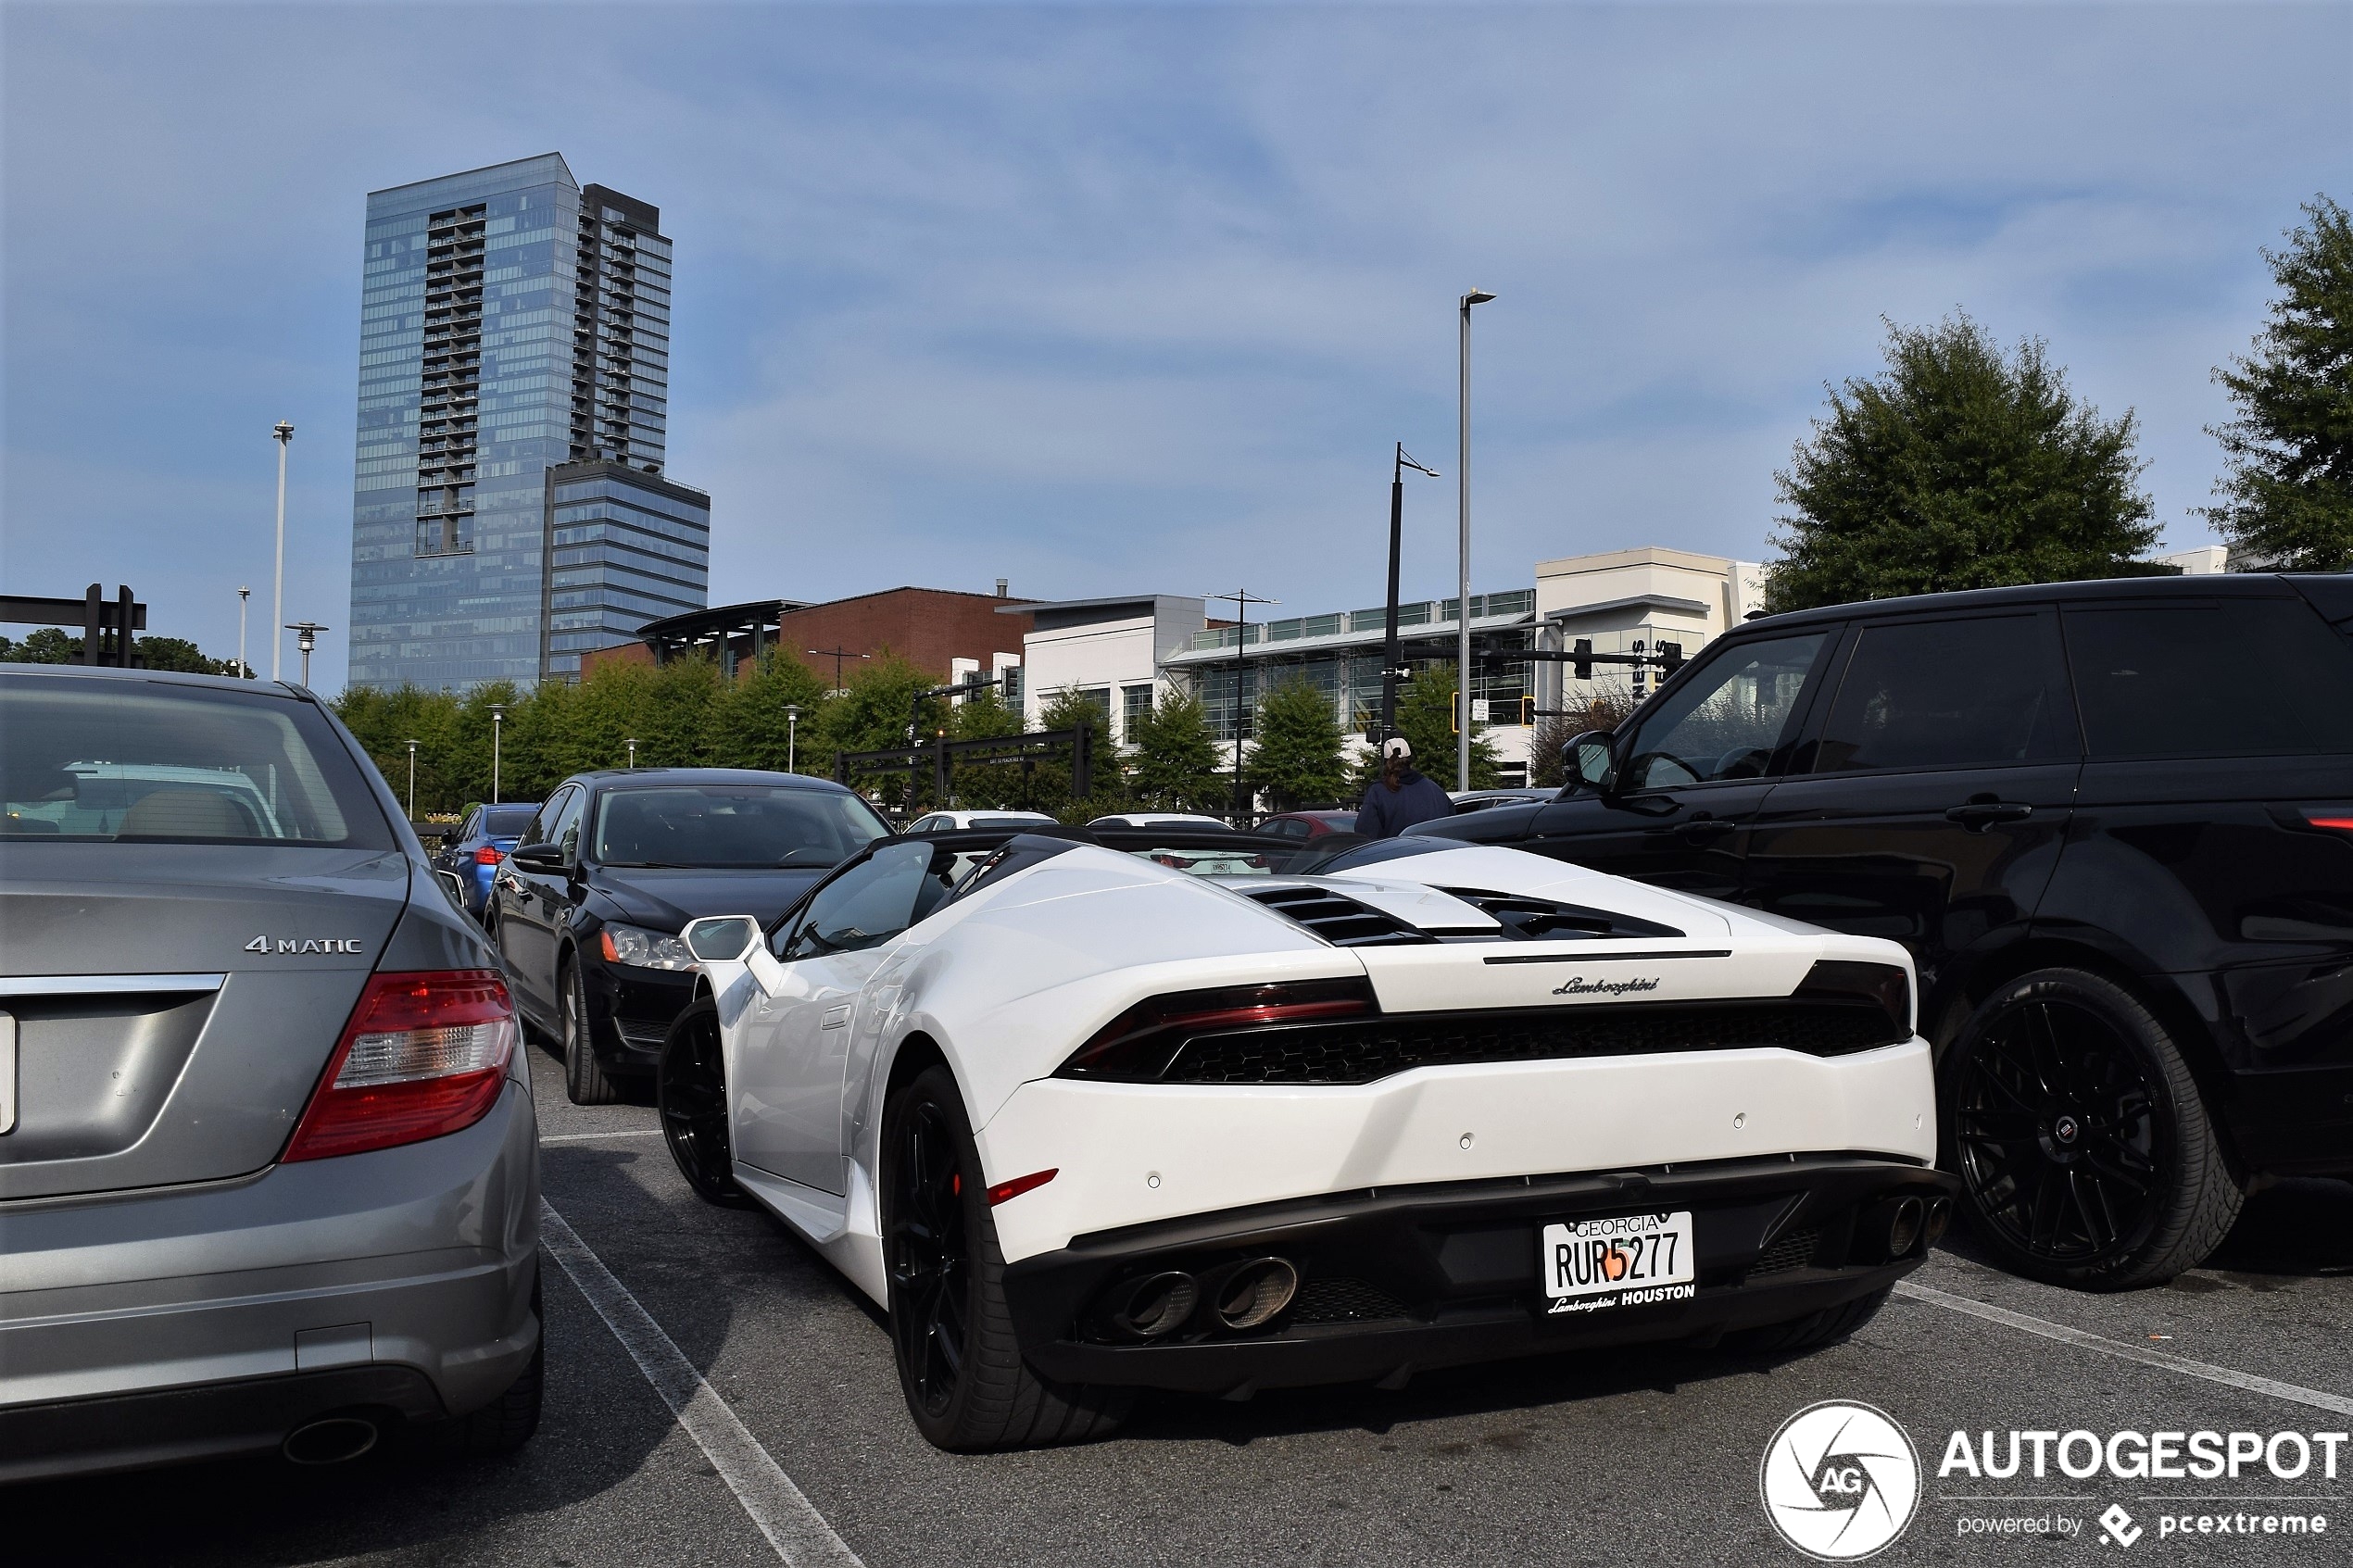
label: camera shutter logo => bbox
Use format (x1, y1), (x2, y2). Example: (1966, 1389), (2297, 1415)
(1759, 1400), (1921, 1561)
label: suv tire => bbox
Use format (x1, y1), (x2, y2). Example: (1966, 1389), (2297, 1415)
(1944, 968), (2242, 1289)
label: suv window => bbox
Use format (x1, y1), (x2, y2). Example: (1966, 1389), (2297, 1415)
(1618, 632), (1831, 790)
(1811, 614), (2074, 773)
(2065, 600), (2353, 758)
(779, 842), (948, 959)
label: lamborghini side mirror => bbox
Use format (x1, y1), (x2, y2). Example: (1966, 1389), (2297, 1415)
(682, 914), (762, 963)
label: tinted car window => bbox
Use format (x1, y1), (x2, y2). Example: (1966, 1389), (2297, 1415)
(1812, 614), (2073, 773)
(595, 784), (888, 868)
(2065, 600), (2353, 758)
(1619, 632), (1831, 790)
(483, 805), (538, 836)
(782, 842), (944, 958)
(0, 674), (389, 847)
(542, 788), (588, 861)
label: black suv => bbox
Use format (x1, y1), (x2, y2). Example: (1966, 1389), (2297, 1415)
(1411, 573), (2353, 1288)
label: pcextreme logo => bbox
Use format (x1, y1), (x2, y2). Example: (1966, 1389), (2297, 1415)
(1760, 1400), (1922, 1561)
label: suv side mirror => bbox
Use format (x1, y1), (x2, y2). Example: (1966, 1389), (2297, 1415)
(682, 914), (762, 963)
(509, 842), (566, 872)
(1562, 730), (1617, 794)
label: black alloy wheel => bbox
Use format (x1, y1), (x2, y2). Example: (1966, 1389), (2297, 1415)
(880, 1065), (1128, 1450)
(887, 1094), (971, 1420)
(1944, 968), (2242, 1289)
(658, 999), (749, 1207)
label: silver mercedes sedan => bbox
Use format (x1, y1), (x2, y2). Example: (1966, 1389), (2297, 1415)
(0, 664), (541, 1480)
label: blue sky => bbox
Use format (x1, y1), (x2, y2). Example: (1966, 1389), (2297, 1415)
(4, 2), (2347, 689)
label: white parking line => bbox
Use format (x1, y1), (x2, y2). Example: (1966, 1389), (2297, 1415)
(540, 1128), (664, 1143)
(538, 1199), (864, 1568)
(1895, 1280), (2353, 1418)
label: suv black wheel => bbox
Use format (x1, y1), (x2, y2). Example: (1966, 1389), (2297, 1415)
(659, 998), (750, 1207)
(560, 957), (620, 1106)
(1944, 968), (2242, 1289)
(882, 1065), (1128, 1451)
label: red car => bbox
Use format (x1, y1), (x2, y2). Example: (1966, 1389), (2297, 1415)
(1251, 809), (1357, 842)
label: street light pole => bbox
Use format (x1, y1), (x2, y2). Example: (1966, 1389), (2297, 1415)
(624, 738), (637, 771)
(285, 621), (328, 688)
(271, 421), (293, 682)
(785, 704), (802, 773)
(489, 704), (507, 804)
(1456, 289), (1496, 791)
(236, 587), (251, 679)
(1203, 588), (1277, 824)
(1381, 444), (1441, 742)
(405, 740), (419, 819)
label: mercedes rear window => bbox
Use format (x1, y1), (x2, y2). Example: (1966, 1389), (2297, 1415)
(0, 674), (392, 847)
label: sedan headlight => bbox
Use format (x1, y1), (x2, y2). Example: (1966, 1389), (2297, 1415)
(599, 922), (697, 971)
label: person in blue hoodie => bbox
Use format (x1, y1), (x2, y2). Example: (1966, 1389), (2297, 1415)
(1356, 736), (1453, 838)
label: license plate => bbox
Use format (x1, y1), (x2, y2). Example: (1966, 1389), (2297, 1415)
(1540, 1210), (1696, 1314)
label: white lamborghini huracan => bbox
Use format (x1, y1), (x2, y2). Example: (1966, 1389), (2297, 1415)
(660, 827), (1957, 1450)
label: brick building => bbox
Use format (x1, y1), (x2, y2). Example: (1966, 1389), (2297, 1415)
(582, 585), (1036, 693)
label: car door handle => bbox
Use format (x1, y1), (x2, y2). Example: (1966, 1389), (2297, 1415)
(1944, 800), (2034, 831)
(1676, 815), (1738, 842)
(821, 1004), (852, 1029)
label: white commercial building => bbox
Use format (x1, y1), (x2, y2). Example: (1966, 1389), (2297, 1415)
(999, 595), (1207, 749)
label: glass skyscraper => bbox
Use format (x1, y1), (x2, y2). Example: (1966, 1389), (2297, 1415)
(348, 154), (708, 691)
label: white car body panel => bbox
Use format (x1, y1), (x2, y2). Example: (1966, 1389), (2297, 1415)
(690, 840), (1934, 1309)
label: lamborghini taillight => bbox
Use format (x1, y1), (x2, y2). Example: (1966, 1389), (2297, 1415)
(284, 970), (518, 1161)
(1057, 977), (1376, 1082)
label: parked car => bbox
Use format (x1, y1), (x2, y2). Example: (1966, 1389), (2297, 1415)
(1408, 573), (2353, 1288)
(1252, 809), (1357, 841)
(491, 768), (890, 1104)
(0, 664), (541, 1479)
(431, 801), (542, 919)
(1088, 811), (1231, 829)
(905, 809), (1059, 833)
(660, 826), (1948, 1450)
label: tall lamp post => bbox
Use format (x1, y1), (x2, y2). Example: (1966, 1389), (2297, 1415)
(1379, 444), (1441, 741)
(1456, 288), (1495, 791)
(405, 740), (420, 819)
(784, 704), (803, 773)
(489, 704), (507, 804)
(236, 587), (252, 679)
(285, 621), (328, 688)
(271, 421), (293, 681)
(624, 738), (637, 771)
(1204, 588), (1277, 824)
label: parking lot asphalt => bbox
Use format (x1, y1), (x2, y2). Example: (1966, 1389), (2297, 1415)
(19, 1037), (2352, 1568)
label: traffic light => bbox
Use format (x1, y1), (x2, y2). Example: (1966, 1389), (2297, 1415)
(1450, 690), (1459, 734)
(1571, 638), (1594, 681)
(1520, 695), (1536, 726)
(1657, 642), (1685, 676)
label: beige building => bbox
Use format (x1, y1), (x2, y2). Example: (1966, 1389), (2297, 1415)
(1532, 546), (1765, 713)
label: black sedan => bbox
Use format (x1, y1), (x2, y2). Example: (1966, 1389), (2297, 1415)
(491, 768), (891, 1102)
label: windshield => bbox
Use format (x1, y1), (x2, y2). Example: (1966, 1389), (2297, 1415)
(0, 674), (391, 847)
(591, 784), (889, 868)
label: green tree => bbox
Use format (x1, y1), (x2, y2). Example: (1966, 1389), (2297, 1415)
(1371, 663), (1501, 794)
(1126, 687), (1226, 813)
(0, 629), (239, 673)
(2204, 195), (2353, 571)
(335, 683), (466, 815)
(716, 653), (834, 772)
(942, 688), (1026, 808)
(1765, 314), (2159, 613)
(816, 654), (941, 811)
(1245, 678), (1350, 811)
(1035, 685), (1128, 822)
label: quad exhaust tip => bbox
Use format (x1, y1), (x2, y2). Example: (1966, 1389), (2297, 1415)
(1886, 1196), (1925, 1258)
(1923, 1196), (1953, 1248)
(1213, 1258), (1300, 1331)
(283, 1414), (380, 1466)
(1112, 1271), (1200, 1340)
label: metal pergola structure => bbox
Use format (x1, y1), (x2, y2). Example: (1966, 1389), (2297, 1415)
(835, 726), (1094, 809)
(3, 584), (147, 668)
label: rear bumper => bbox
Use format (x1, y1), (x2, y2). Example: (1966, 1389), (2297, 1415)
(0, 1079), (539, 1481)
(1004, 1155), (1957, 1395)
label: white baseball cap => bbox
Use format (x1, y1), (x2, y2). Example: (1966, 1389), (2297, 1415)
(1381, 737), (1412, 760)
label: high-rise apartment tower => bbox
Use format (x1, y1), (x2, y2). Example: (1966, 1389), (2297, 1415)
(348, 154), (710, 690)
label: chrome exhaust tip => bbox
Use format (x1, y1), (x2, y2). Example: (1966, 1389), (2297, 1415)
(1886, 1196), (1926, 1258)
(283, 1414), (380, 1466)
(1111, 1271), (1200, 1340)
(1212, 1258), (1300, 1331)
(1923, 1196), (1953, 1248)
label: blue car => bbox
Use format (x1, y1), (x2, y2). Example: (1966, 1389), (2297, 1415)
(432, 802), (543, 919)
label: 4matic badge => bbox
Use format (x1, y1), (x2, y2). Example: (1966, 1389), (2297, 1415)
(245, 935), (365, 955)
